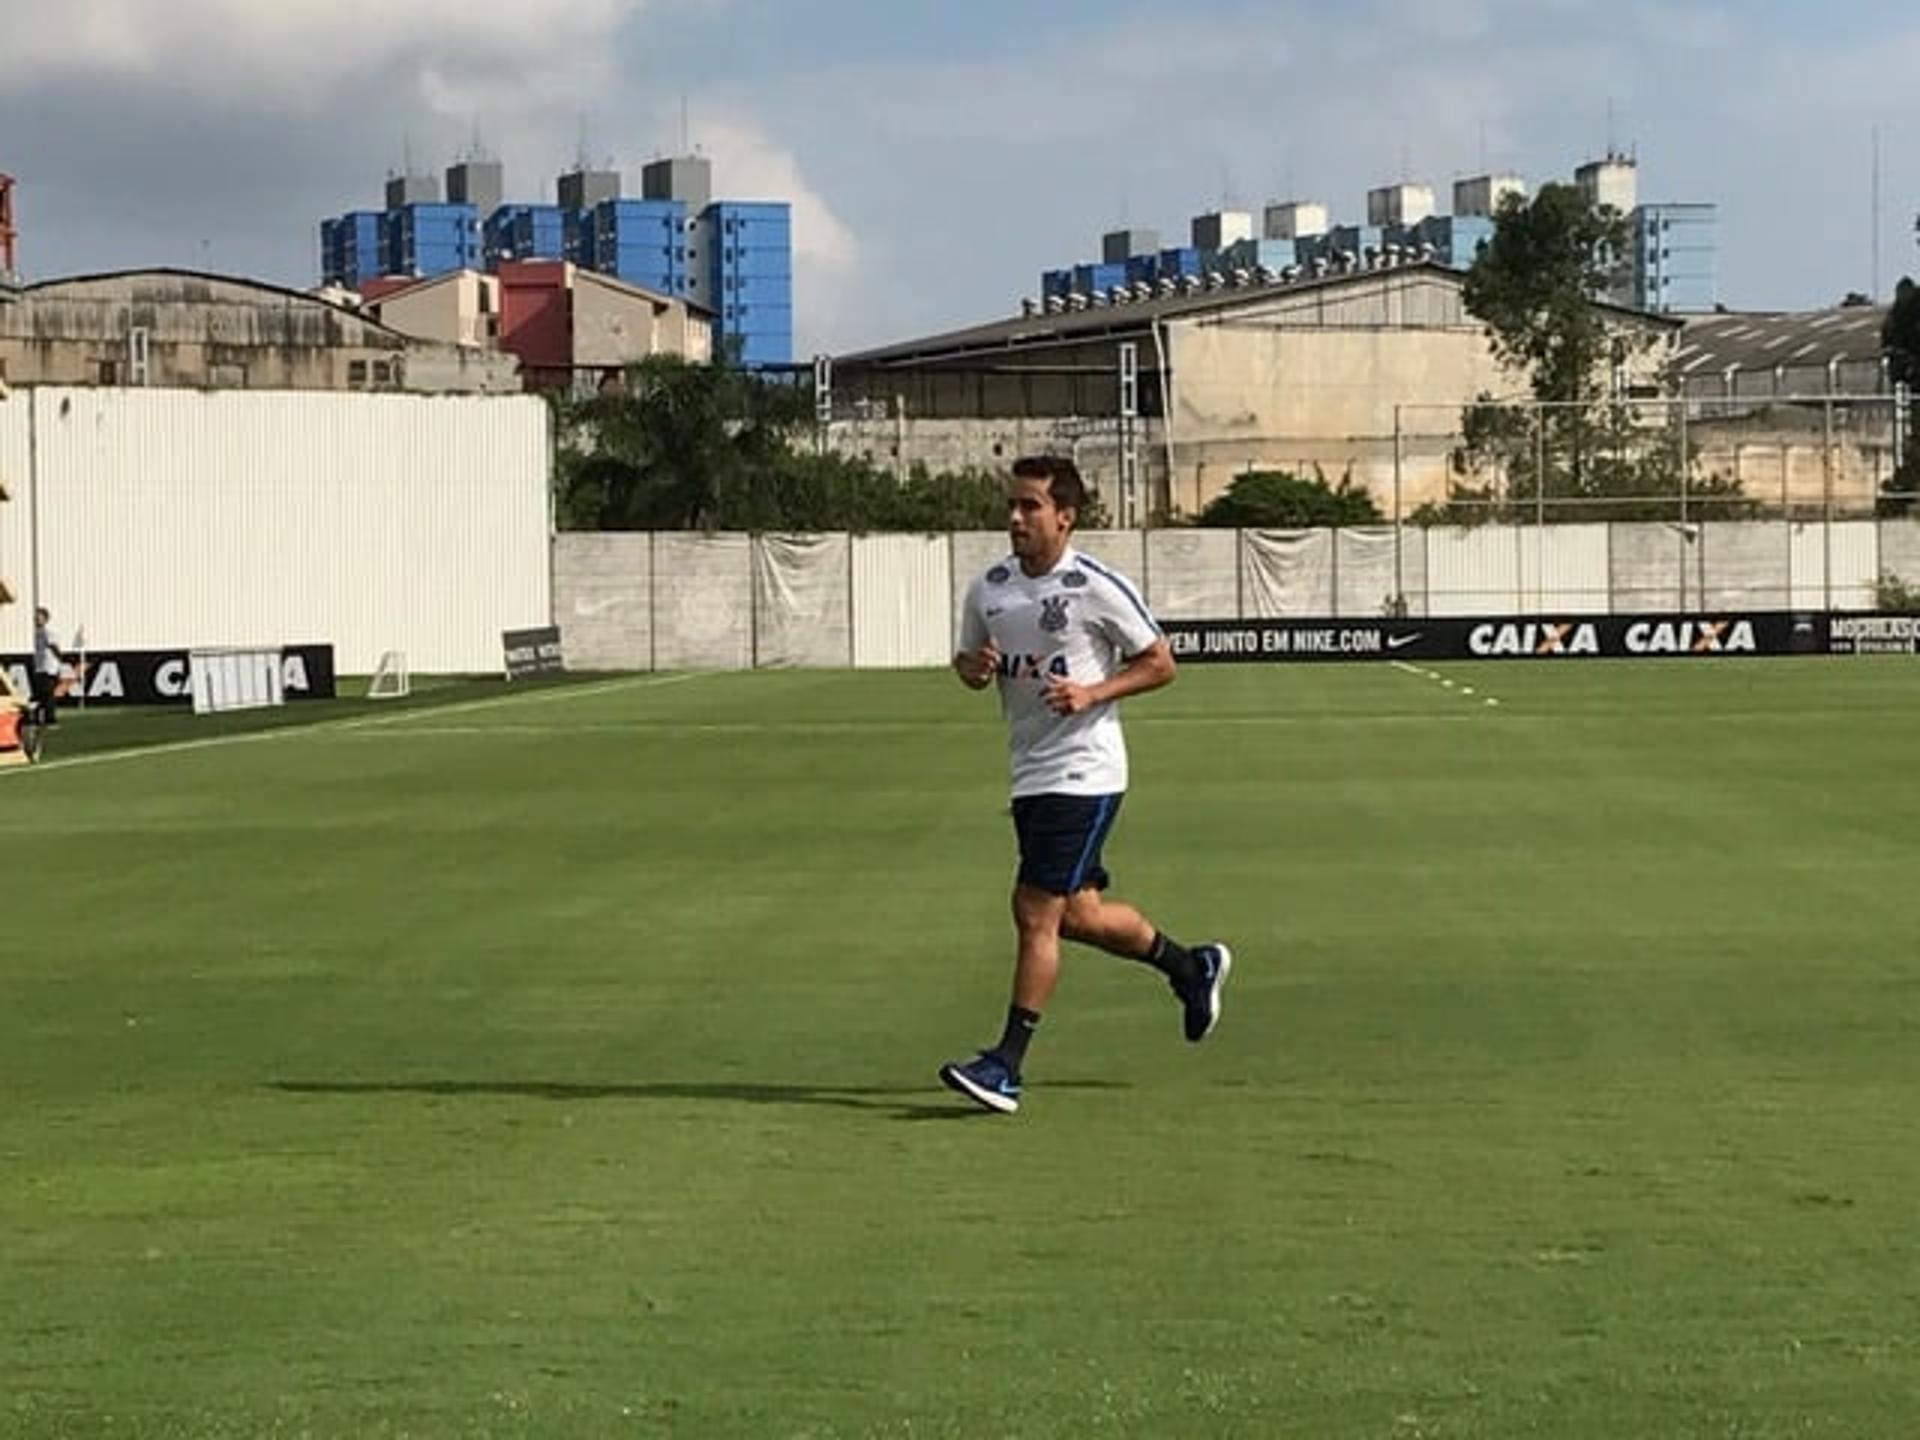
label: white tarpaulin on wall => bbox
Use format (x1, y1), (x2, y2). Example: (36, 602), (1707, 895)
(1, 387), (550, 672)
(755, 533), (852, 667)
(1239, 529), (1334, 618)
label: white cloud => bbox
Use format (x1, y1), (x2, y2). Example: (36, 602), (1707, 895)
(0, 0), (662, 105)
(632, 111), (860, 353)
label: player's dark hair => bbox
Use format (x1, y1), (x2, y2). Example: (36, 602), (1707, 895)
(1010, 454), (1087, 520)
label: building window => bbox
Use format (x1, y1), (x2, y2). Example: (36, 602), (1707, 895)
(98, 360), (120, 385)
(348, 359), (368, 387)
(129, 326), (151, 387)
(372, 361), (392, 387)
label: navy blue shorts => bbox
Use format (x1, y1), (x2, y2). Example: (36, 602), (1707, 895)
(1011, 793), (1124, 896)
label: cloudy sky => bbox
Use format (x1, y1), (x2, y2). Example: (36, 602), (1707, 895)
(2, 0), (1916, 354)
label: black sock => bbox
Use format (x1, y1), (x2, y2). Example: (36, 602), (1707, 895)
(992, 1006), (1041, 1071)
(1138, 931), (1200, 989)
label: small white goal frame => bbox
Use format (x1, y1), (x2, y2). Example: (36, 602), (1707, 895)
(367, 650), (411, 700)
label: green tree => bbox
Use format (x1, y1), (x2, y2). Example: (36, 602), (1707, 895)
(1882, 274), (1920, 515)
(1444, 182), (1744, 524)
(1463, 183), (1629, 407)
(1196, 469), (1383, 528)
(551, 356), (1108, 533)
(552, 357), (811, 531)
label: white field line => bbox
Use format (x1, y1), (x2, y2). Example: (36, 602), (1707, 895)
(319, 711), (1491, 740)
(0, 672), (706, 781)
(1392, 659), (1503, 708)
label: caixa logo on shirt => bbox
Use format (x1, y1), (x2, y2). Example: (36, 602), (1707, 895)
(998, 652), (1070, 681)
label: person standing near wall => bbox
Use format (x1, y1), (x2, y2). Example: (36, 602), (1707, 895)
(31, 606), (68, 727)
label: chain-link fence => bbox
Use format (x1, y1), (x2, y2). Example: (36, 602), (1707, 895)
(1392, 392), (1913, 527)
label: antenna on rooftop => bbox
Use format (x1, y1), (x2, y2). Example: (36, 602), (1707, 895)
(1871, 123), (1882, 301)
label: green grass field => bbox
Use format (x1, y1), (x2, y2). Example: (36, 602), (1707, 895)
(4, 659), (1918, 1438)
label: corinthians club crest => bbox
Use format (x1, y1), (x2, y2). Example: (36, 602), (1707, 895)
(1039, 595), (1072, 633)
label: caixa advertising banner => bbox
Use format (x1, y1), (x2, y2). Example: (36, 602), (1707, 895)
(1162, 613), (1920, 663)
(1, 645), (337, 705)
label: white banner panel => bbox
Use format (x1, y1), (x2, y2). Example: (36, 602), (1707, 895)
(1426, 526), (1521, 616)
(1240, 529), (1335, 618)
(852, 534), (951, 668)
(1790, 520), (1878, 611)
(652, 532), (752, 670)
(0, 393), (30, 652)
(755, 533), (852, 668)
(1516, 523), (1611, 614)
(1143, 529), (1239, 619)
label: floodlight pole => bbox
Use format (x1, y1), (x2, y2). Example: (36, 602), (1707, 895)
(1677, 400), (1690, 526)
(812, 353), (833, 457)
(1391, 405), (1405, 605)
(1823, 398), (1835, 610)
(1118, 342), (1140, 528)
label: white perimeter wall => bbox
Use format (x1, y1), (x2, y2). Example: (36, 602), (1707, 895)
(554, 520), (1920, 671)
(0, 387), (550, 673)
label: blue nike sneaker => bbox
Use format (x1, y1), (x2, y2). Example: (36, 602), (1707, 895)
(1177, 943), (1233, 1042)
(939, 1051), (1022, 1114)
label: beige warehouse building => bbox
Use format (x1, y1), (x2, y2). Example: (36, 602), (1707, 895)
(828, 262), (1679, 521)
(0, 269), (519, 394)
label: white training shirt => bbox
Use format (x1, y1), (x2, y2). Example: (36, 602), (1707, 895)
(33, 623), (61, 677)
(958, 546), (1163, 799)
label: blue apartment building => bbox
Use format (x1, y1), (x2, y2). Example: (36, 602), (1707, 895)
(320, 155), (795, 368)
(704, 202), (793, 369)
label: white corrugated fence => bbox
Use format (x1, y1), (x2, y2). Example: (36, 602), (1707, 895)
(0, 387), (550, 673)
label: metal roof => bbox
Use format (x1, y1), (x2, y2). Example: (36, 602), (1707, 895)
(1673, 305), (1888, 378)
(16, 267), (439, 345)
(839, 261), (1676, 367)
